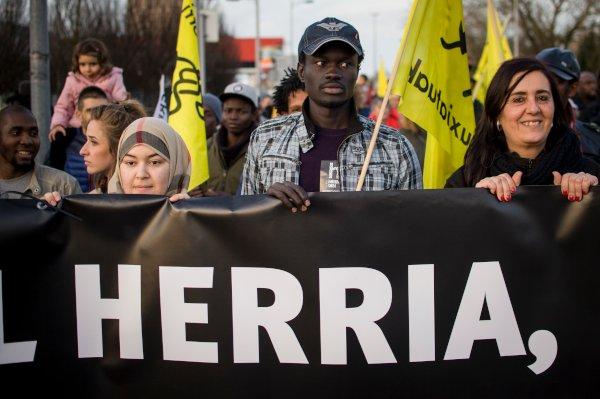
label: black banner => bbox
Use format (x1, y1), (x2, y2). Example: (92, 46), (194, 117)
(0, 188), (599, 397)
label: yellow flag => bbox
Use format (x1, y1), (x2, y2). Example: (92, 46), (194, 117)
(377, 59), (387, 98)
(472, 0), (513, 104)
(392, 0), (475, 188)
(168, 0), (208, 188)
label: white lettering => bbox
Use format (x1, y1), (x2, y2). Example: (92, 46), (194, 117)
(444, 261), (526, 360)
(0, 271), (37, 365)
(160, 266), (218, 363)
(75, 264), (143, 359)
(231, 267), (307, 364)
(527, 329), (557, 375)
(320, 268), (396, 364)
(408, 264), (435, 362)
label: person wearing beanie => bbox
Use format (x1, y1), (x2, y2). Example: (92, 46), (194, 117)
(203, 93), (222, 139)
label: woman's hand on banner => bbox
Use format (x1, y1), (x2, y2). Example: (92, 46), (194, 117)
(169, 190), (190, 203)
(475, 171), (522, 202)
(553, 171), (598, 201)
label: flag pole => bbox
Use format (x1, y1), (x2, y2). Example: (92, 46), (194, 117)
(355, 31), (407, 191)
(471, 77), (483, 102)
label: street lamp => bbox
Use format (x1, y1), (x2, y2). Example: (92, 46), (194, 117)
(289, 0), (313, 59)
(197, 0), (207, 95)
(371, 12), (379, 78)
(255, 0), (260, 89)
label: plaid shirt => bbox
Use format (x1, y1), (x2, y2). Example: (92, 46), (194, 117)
(240, 105), (422, 194)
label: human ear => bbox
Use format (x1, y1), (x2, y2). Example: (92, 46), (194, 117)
(297, 63), (305, 83)
(568, 82), (578, 98)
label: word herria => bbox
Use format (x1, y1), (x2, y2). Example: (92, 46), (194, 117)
(0, 261), (556, 374)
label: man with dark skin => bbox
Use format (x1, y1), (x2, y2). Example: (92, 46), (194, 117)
(573, 71), (598, 122)
(241, 17), (421, 210)
(0, 106), (39, 178)
(0, 105), (80, 198)
(202, 93), (222, 139)
(191, 83), (259, 196)
(272, 67), (307, 116)
(577, 72), (598, 100)
(222, 98), (256, 148)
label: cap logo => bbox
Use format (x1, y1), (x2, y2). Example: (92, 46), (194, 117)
(233, 84), (244, 92)
(317, 22), (347, 32)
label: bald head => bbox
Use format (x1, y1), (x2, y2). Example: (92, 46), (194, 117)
(0, 105), (35, 128)
(581, 71), (597, 81)
(578, 71), (598, 101)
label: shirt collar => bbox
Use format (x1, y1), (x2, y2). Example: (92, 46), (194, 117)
(301, 97), (362, 133)
(299, 97), (363, 153)
(14, 165), (41, 197)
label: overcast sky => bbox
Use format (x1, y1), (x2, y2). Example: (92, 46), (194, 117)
(216, 0), (412, 77)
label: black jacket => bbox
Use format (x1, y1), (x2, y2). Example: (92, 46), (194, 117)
(446, 131), (600, 188)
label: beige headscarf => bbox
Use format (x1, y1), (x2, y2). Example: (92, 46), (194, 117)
(107, 117), (191, 196)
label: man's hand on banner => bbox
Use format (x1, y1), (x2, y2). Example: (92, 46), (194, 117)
(553, 171), (599, 202)
(43, 191), (62, 206)
(475, 171), (522, 202)
(267, 182), (311, 213)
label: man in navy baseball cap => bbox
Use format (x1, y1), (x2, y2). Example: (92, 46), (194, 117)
(297, 17), (364, 61)
(240, 17), (422, 210)
(536, 47), (600, 164)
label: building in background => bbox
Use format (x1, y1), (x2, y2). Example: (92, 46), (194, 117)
(232, 37), (294, 94)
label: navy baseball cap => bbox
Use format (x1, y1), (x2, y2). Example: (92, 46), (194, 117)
(536, 47), (581, 82)
(298, 17), (363, 58)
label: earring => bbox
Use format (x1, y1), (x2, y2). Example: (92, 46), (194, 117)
(496, 121), (502, 131)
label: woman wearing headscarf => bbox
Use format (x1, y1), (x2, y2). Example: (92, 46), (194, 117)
(107, 117), (191, 202)
(446, 58), (599, 201)
(43, 100), (146, 205)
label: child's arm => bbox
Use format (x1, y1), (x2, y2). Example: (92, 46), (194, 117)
(110, 69), (128, 101)
(49, 77), (76, 140)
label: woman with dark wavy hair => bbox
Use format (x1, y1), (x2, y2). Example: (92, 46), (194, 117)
(446, 58), (599, 201)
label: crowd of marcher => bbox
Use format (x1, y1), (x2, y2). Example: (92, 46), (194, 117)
(2, 17), (599, 209)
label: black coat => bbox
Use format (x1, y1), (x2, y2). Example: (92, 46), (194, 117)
(445, 131), (600, 188)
